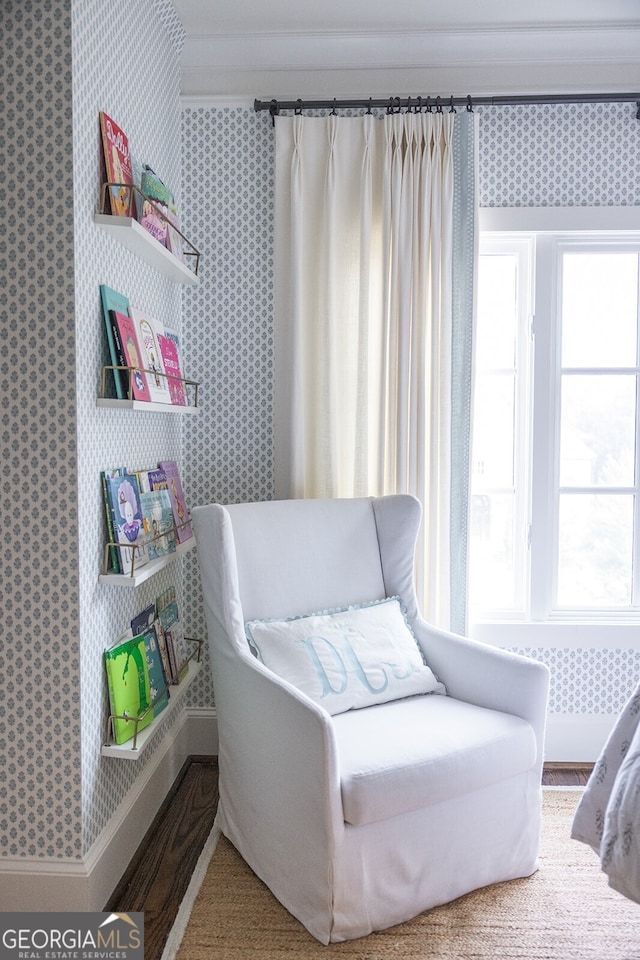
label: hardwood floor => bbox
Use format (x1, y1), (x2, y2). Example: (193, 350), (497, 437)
(105, 756), (219, 960)
(106, 757), (592, 960)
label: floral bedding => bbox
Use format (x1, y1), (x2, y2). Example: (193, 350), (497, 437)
(572, 679), (640, 904)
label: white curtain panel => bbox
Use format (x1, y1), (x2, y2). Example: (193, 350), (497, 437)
(274, 111), (477, 628)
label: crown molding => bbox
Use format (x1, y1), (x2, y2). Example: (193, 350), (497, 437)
(179, 24), (640, 98)
(182, 23), (640, 71)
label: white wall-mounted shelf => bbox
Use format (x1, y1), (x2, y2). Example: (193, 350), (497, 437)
(95, 214), (199, 285)
(99, 536), (197, 588)
(97, 397), (200, 414)
(101, 659), (202, 759)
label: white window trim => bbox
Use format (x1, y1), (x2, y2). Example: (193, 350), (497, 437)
(472, 206), (640, 649)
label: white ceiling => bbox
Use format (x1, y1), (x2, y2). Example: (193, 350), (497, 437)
(173, 0), (640, 103)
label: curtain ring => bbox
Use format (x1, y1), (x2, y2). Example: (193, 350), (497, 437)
(406, 96), (412, 114)
(466, 95), (474, 113)
(294, 99), (303, 115)
(416, 96), (423, 113)
(269, 99), (279, 126)
(330, 98), (337, 115)
(436, 96), (443, 114)
(367, 97), (373, 115)
(449, 96), (456, 113)
(425, 96), (433, 113)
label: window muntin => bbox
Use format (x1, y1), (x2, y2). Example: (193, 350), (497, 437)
(470, 235), (640, 622)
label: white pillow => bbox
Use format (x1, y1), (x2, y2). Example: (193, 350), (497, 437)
(245, 597), (445, 715)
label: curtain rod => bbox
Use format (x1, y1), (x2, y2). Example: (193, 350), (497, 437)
(255, 92), (640, 119)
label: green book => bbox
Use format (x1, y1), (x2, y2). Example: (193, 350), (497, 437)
(105, 633), (153, 745)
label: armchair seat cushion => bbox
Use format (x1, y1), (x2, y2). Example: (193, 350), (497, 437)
(333, 694), (537, 826)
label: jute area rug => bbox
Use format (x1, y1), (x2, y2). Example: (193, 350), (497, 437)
(166, 791), (639, 960)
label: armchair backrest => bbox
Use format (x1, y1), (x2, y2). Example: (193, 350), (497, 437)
(192, 494), (423, 637)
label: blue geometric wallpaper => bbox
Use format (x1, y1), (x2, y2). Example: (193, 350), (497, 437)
(2, 0), (639, 877)
(479, 102), (640, 207)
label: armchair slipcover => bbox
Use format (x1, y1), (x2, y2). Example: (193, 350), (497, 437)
(192, 495), (549, 943)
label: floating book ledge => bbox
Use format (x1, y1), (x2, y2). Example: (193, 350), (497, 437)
(99, 524), (197, 588)
(98, 365), (200, 412)
(102, 640), (204, 758)
(96, 183), (200, 285)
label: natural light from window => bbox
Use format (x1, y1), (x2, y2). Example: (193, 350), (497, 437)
(469, 235), (640, 623)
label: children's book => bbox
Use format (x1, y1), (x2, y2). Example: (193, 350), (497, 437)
(157, 587), (189, 684)
(105, 472), (148, 575)
(129, 308), (171, 404)
(101, 466), (126, 573)
(99, 285), (130, 400)
(141, 623), (170, 718)
(131, 603), (156, 637)
(135, 467), (168, 493)
(148, 468), (168, 490)
(157, 330), (187, 405)
(110, 310), (151, 402)
(165, 193), (184, 262)
(139, 196), (168, 245)
(130, 152), (145, 221)
(99, 111), (133, 217)
(104, 632), (153, 745)
(158, 460), (192, 543)
(140, 167), (170, 245)
(140, 488), (177, 561)
(130, 602), (173, 690)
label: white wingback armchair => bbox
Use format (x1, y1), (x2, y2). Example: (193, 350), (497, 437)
(192, 495), (549, 944)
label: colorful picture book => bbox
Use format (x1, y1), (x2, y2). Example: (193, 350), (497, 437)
(136, 467), (168, 493)
(159, 459), (193, 543)
(104, 472), (148, 575)
(109, 310), (151, 402)
(101, 466), (125, 573)
(143, 624), (170, 717)
(140, 166), (169, 245)
(99, 285), (130, 400)
(140, 488), (177, 561)
(129, 307), (171, 404)
(131, 602), (172, 690)
(104, 632), (153, 744)
(157, 586), (190, 683)
(157, 328), (187, 405)
(130, 604), (170, 717)
(101, 463), (192, 574)
(99, 111), (133, 217)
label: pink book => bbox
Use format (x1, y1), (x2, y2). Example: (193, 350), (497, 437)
(158, 460), (192, 543)
(99, 111), (133, 217)
(158, 333), (187, 405)
(110, 310), (151, 402)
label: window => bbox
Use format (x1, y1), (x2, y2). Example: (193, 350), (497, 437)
(469, 231), (640, 622)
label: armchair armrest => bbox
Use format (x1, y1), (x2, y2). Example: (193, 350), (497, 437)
(413, 618), (549, 760)
(213, 644), (345, 849)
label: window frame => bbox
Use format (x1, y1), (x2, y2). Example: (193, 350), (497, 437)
(472, 208), (640, 627)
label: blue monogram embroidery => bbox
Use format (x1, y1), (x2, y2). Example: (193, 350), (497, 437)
(298, 626), (415, 700)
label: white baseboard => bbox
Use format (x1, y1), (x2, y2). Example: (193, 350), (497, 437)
(544, 712), (615, 763)
(0, 709), (218, 912)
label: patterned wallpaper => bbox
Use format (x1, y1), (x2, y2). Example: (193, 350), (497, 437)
(478, 102), (640, 206)
(181, 100), (640, 721)
(73, 0), (188, 856)
(0, 0), (79, 861)
(1, 0), (192, 867)
(2, 0), (639, 874)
